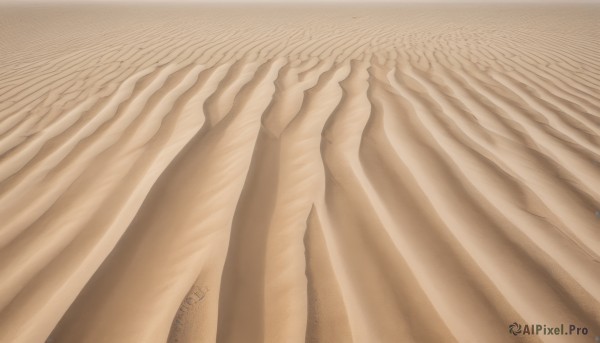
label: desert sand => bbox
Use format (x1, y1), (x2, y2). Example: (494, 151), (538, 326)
(0, 3), (599, 343)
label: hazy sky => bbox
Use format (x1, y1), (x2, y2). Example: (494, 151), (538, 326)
(2, 0), (599, 3)
(3, 0), (599, 3)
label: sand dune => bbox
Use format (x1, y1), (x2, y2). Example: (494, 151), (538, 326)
(0, 4), (599, 343)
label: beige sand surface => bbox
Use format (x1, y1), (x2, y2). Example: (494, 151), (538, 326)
(0, 4), (599, 343)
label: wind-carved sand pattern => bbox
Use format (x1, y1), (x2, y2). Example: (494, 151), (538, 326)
(0, 4), (599, 343)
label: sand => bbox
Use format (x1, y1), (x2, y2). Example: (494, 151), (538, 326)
(0, 3), (599, 343)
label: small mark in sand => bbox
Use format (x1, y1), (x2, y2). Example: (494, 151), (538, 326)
(184, 286), (207, 306)
(170, 286), (208, 341)
(595, 210), (600, 219)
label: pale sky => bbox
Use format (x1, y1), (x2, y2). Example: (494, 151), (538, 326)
(2, 0), (599, 4)
(3, 0), (599, 3)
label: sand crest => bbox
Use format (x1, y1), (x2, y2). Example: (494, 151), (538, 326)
(0, 4), (599, 343)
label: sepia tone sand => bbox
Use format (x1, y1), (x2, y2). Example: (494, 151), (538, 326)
(0, 4), (599, 343)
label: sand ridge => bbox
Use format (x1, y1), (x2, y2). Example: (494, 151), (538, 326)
(0, 4), (599, 343)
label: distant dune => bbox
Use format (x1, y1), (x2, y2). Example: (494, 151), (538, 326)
(0, 4), (599, 343)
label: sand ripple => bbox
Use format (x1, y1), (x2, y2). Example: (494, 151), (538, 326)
(0, 4), (599, 343)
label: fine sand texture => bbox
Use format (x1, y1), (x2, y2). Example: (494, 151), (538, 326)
(0, 4), (599, 343)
